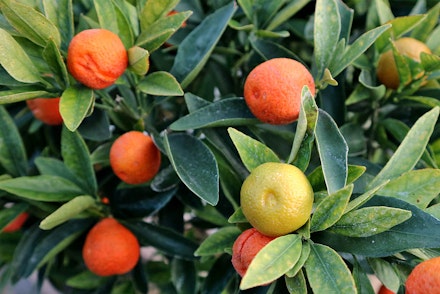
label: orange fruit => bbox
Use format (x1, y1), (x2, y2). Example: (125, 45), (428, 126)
(67, 29), (128, 89)
(405, 256), (440, 294)
(2, 212), (29, 232)
(82, 217), (140, 276)
(240, 162), (314, 237)
(109, 131), (161, 185)
(376, 37), (431, 89)
(378, 285), (395, 294)
(243, 58), (315, 125)
(26, 98), (63, 125)
(231, 228), (275, 277)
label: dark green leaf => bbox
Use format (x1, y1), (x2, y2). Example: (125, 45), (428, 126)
(60, 86), (95, 132)
(164, 133), (219, 205)
(169, 98), (258, 131)
(170, 2), (236, 88)
(304, 243), (357, 293)
(171, 258), (197, 294)
(353, 258), (376, 294)
(0, 106), (27, 177)
(200, 254), (236, 294)
(66, 271), (108, 290)
(194, 226), (241, 257)
(138, 71), (183, 96)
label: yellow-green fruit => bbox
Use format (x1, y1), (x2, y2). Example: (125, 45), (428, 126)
(240, 162), (314, 237)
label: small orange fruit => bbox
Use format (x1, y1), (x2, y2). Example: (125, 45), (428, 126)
(405, 256), (440, 294)
(67, 29), (128, 89)
(376, 37), (431, 89)
(82, 217), (140, 276)
(243, 58), (315, 125)
(378, 285), (395, 294)
(109, 131), (161, 185)
(231, 228), (275, 277)
(2, 212), (29, 232)
(240, 162), (314, 237)
(26, 98), (63, 125)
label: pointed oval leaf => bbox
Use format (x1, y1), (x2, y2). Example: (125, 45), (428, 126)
(195, 226), (241, 257)
(0, 28), (42, 83)
(0, 88), (54, 104)
(43, 38), (69, 88)
(164, 133), (219, 205)
(137, 71), (183, 96)
(170, 2), (237, 88)
(0, 106), (28, 177)
(315, 109), (348, 194)
(170, 98), (259, 131)
(305, 243), (357, 293)
(139, 0), (179, 31)
(285, 269), (308, 294)
(241, 234), (302, 290)
(171, 258), (197, 294)
(286, 241), (311, 278)
(310, 184), (353, 232)
(228, 127), (280, 172)
(93, 0), (118, 34)
(39, 195), (96, 230)
(60, 86), (95, 132)
(42, 0), (74, 52)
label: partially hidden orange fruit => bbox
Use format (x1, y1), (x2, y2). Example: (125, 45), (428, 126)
(67, 29), (128, 89)
(82, 217), (140, 276)
(109, 131), (161, 185)
(26, 98), (63, 125)
(231, 228), (275, 277)
(243, 58), (316, 125)
(376, 37), (431, 89)
(240, 162), (314, 237)
(405, 256), (440, 294)
(2, 212), (29, 233)
(378, 285), (395, 294)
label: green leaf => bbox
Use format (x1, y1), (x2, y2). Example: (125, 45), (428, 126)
(368, 258), (400, 293)
(139, 0), (179, 31)
(305, 243), (357, 293)
(170, 98), (258, 131)
(42, 0), (74, 52)
(128, 46), (149, 75)
(111, 0), (135, 48)
(0, 175), (84, 202)
(60, 86), (95, 132)
(0, 88), (54, 104)
(0, 203), (28, 231)
(124, 220), (198, 260)
(377, 169), (440, 209)
(0, 106), (28, 177)
(61, 127), (97, 196)
(310, 184), (353, 232)
(315, 109), (348, 194)
(344, 180), (389, 213)
(329, 206), (412, 237)
(93, 0), (118, 34)
(241, 234), (302, 290)
(286, 241), (311, 278)
(228, 207), (248, 224)
(164, 133), (219, 205)
(170, 2), (236, 88)
(137, 71), (183, 96)
(171, 258), (197, 294)
(0, 0), (61, 47)
(314, 0), (341, 80)
(34, 157), (85, 189)
(368, 107), (439, 189)
(285, 269), (307, 294)
(0, 28), (42, 83)
(266, 0), (311, 31)
(411, 3), (440, 42)
(194, 226), (241, 257)
(42, 38), (70, 88)
(39, 195), (96, 230)
(66, 271), (107, 290)
(353, 258), (376, 294)
(228, 127), (280, 172)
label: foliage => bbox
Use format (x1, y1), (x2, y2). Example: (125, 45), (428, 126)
(0, 0), (439, 293)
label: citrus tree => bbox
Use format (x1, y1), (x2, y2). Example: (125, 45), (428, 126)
(0, 0), (440, 293)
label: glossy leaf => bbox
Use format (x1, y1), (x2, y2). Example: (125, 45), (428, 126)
(137, 71), (183, 96)
(170, 2), (236, 88)
(171, 258), (197, 294)
(39, 195), (96, 230)
(200, 254), (236, 294)
(228, 127), (280, 172)
(42, 0), (74, 51)
(194, 226), (241, 257)
(315, 109), (348, 194)
(0, 175), (84, 202)
(241, 234), (302, 290)
(0, 106), (27, 177)
(0, 0), (61, 47)
(169, 98), (258, 131)
(164, 133), (219, 205)
(368, 107), (439, 189)
(0, 28), (42, 84)
(305, 243), (357, 293)
(61, 127), (97, 196)
(60, 86), (95, 132)
(310, 184), (353, 232)
(124, 220), (198, 260)
(139, 0), (179, 31)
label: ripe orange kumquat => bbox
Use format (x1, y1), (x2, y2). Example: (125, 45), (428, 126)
(26, 98), (63, 125)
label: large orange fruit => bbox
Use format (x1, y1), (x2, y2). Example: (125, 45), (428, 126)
(231, 228), (275, 277)
(26, 98), (63, 125)
(243, 58), (316, 125)
(405, 256), (440, 294)
(82, 217), (140, 276)
(109, 131), (161, 185)
(67, 29), (128, 89)
(376, 37), (431, 89)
